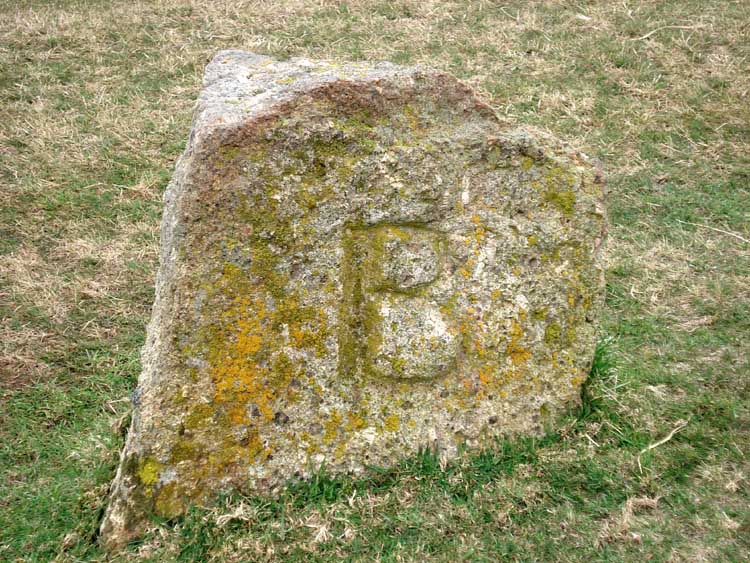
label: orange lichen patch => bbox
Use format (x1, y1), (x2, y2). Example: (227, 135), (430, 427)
(478, 366), (491, 386)
(289, 325), (327, 356)
(191, 262), (286, 445)
(209, 294), (274, 423)
(199, 258), (322, 435)
(474, 225), (486, 245)
(345, 411), (368, 432)
(290, 327), (306, 346)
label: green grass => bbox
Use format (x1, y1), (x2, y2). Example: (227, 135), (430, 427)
(1, 0), (749, 561)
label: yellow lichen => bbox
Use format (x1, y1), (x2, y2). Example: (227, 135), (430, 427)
(505, 320), (531, 366)
(137, 458), (163, 495)
(323, 410), (343, 445)
(384, 414), (400, 432)
(345, 411), (368, 432)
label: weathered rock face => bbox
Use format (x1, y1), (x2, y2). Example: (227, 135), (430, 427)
(101, 50), (606, 547)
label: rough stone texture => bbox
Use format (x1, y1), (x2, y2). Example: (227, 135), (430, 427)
(101, 50), (606, 547)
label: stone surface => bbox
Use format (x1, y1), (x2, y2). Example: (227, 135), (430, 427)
(101, 50), (606, 547)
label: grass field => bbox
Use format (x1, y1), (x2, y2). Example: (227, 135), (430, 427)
(1, 1), (749, 561)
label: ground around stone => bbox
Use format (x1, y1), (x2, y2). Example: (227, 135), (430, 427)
(0, 1), (748, 562)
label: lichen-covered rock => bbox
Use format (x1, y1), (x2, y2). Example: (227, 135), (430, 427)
(100, 50), (606, 548)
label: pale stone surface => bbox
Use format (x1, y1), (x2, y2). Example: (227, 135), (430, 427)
(101, 50), (606, 547)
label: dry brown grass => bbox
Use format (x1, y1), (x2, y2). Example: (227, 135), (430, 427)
(1, 0), (749, 561)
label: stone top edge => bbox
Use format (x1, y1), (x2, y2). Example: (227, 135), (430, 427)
(188, 50), (492, 145)
(205, 49), (422, 87)
(186, 50), (599, 173)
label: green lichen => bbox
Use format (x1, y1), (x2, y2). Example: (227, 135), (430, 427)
(543, 189), (576, 217)
(544, 321), (561, 347)
(170, 440), (198, 463)
(541, 165), (577, 217)
(337, 228), (367, 378)
(184, 403), (213, 430)
(337, 226), (389, 380)
(137, 458), (163, 488)
(532, 307), (548, 321)
(486, 145), (504, 168)
(215, 145), (241, 166)
(387, 356), (408, 378)
(402, 104), (421, 131)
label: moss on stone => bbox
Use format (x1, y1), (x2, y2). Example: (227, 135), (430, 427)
(154, 482), (186, 517)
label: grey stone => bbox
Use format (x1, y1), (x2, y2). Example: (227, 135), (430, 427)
(100, 50), (606, 548)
